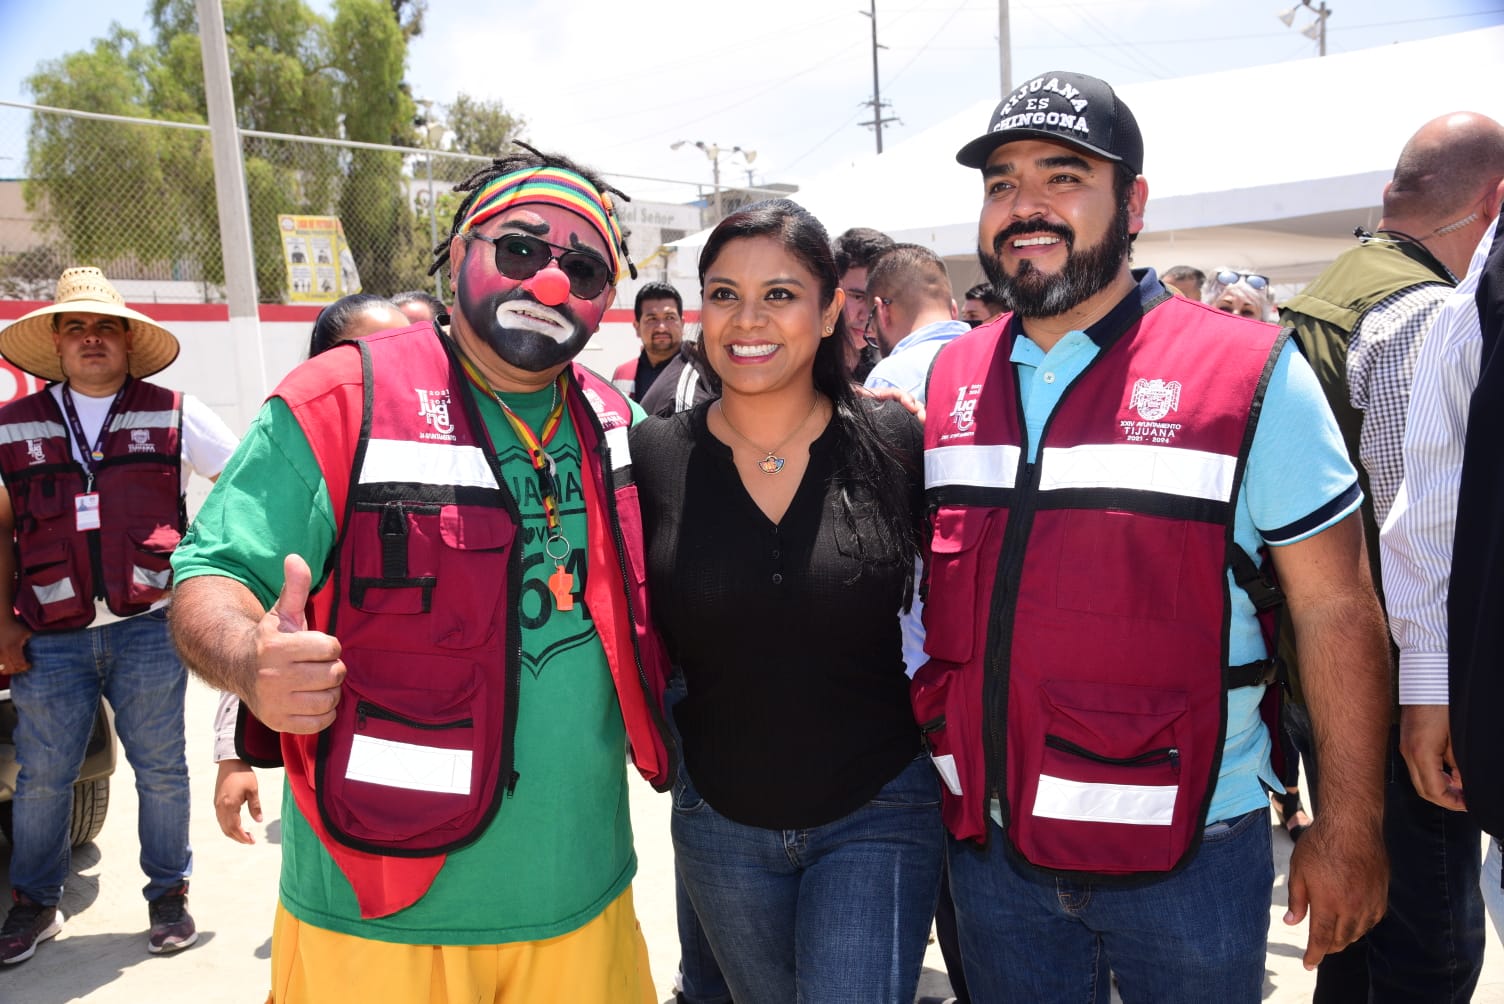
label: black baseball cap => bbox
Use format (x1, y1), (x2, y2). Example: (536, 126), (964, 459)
(955, 71), (1143, 175)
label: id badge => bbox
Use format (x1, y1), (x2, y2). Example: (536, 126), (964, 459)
(75, 492), (101, 531)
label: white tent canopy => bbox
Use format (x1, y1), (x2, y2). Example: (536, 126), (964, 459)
(675, 26), (1504, 289)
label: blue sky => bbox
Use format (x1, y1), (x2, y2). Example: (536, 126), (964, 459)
(1, 0), (1500, 189)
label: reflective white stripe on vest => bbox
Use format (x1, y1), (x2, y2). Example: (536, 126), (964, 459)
(32, 577), (77, 606)
(134, 565), (172, 590)
(604, 425), (631, 470)
(925, 444), (1021, 489)
(358, 439), (499, 488)
(110, 410), (179, 432)
(345, 733), (473, 795)
(930, 753), (963, 796)
(1032, 773), (1177, 826)
(0, 420), (66, 446)
(1038, 443), (1237, 502)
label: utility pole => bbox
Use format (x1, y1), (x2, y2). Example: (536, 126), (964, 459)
(196, 0), (266, 430)
(1278, 1), (1331, 57)
(998, 0), (1013, 97)
(858, 1), (898, 153)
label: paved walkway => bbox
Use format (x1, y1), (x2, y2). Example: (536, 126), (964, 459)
(2, 678), (1502, 1002)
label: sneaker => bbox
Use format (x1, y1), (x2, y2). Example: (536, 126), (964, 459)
(0, 892), (62, 965)
(147, 884), (197, 954)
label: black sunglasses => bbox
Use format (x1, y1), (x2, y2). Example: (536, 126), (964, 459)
(1215, 269), (1269, 291)
(470, 232), (612, 300)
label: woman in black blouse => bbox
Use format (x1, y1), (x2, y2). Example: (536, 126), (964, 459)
(631, 199), (942, 1004)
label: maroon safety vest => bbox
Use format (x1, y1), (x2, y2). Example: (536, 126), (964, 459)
(916, 291), (1284, 878)
(246, 326), (675, 866)
(0, 379), (183, 631)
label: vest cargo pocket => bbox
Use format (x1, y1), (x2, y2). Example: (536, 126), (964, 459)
(911, 659), (987, 842)
(125, 525), (181, 603)
(923, 507), (997, 664)
(20, 539), (87, 622)
(347, 503), (513, 648)
(1012, 678), (1190, 874)
(320, 657), (486, 847)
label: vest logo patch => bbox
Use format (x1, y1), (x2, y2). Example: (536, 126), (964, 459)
(584, 388), (627, 430)
(128, 429), (154, 453)
(946, 383), (983, 437)
(416, 388), (457, 439)
(25, 439), (45, 465)
(1129, 378), (1181, 421)
(1121, 377), (1184, 444)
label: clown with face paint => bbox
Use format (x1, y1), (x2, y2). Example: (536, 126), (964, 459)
(168, 147), (675, 1004)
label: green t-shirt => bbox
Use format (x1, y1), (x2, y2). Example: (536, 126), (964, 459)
(173, 381), (643, 944)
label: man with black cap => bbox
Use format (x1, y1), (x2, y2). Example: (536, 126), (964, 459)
(0, 267), (239, 963)
(914, 71), (1391, 1000)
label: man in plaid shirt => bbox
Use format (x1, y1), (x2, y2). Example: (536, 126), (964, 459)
(1280, 110), (1504, 1003)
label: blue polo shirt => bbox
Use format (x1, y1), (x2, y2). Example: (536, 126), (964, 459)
(995, 271), (1360, 826)
(864, 318), (971, 402)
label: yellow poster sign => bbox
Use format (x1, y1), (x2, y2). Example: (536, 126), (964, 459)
(278, 215), (362, 303)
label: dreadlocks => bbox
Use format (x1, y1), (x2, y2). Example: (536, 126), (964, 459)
(428, 142), (637, 283)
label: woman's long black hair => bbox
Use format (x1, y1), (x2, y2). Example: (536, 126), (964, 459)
(694, 198), (921, 597)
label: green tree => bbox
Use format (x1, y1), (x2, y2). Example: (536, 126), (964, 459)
(331, 0), (426, 294)
(23, 0), (436, 301)
(445, 93), (525, 159)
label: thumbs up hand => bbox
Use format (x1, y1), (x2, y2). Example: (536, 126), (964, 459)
(249, 553), (345, 734)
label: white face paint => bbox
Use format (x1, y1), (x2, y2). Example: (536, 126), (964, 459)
(492, 300), (575, 343)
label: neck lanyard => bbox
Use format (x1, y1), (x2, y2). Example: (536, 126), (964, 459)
(61, 377), (131, 491)
(457, 356), (577, 610)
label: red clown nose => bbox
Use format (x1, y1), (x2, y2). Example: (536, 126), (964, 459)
(524, 265), (572, 306)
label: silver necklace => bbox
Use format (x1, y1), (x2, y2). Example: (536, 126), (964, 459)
(717, 396), (822, 474)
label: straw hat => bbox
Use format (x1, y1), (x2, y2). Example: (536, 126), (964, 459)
(0, 267), (181, 382)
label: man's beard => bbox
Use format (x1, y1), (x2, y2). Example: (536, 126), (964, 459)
(977, 199), (1132, 319)
(455, 277), (594, 373)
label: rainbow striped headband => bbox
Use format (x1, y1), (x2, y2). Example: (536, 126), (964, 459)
(459, 166), (626, 282)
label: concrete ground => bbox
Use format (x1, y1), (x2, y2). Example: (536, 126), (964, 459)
(2, 677), (1503, 1003)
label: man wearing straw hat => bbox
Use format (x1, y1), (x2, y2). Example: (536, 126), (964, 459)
(0, 267), (238, 964)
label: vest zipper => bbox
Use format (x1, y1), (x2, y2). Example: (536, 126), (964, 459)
(354, 700), (474, 731)
(983, 455), (1036, 838)
(918, 714), (946, 755)
(1044, 734), (1181, 770)
(446, 344), (525, 801)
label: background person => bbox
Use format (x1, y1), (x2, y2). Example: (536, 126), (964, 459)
(632, 199), (942, 1004)
(0, 267), (239, 963)
(864, 244), (970, 399)
(959, 282), (1006, 327)
(1282, 111), (1504, 1003)
(831, 226), (896, 382)
(612, 281), (685, 402)
(1203, 268), (1276, 320)
(390, 289), (448, 326)
(1163, 264), (1206, 299)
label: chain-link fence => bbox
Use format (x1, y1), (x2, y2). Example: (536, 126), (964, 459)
(0, 100), (794, 307)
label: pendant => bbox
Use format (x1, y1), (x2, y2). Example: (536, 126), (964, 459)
(757, 453), (786, 475)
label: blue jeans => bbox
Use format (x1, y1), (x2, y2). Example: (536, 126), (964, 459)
(949, 807), (1272, 1003)
(9, 609), (192, 905)
(672, 754), (944, 1004)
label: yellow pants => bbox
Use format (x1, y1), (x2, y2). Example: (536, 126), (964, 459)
(267, 886), (656, 1004)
